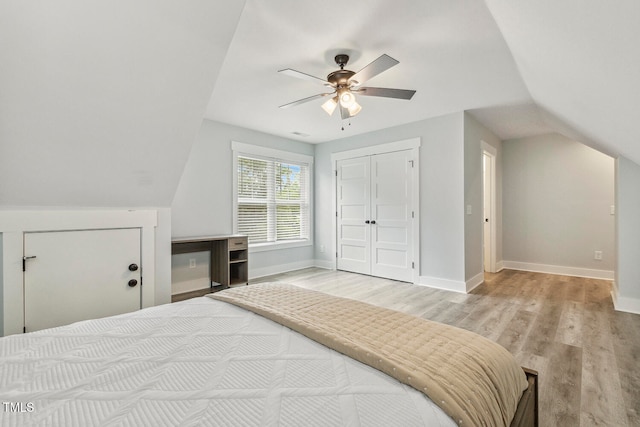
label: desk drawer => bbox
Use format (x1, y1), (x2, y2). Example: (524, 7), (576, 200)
(228, 237), (248, 250)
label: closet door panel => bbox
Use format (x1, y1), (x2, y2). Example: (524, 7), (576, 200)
(370, 150), (414, 282)
(336, 156), (370, 275)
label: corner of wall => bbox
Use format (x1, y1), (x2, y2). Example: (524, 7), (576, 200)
(611, 283), (640, 315)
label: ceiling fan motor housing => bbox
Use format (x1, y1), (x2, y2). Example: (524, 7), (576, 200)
(327, 69), (355, 87)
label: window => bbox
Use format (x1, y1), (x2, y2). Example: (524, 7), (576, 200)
(233, 142), (312, 250)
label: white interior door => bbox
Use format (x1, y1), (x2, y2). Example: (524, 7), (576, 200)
(24, 228), (142, 332)
(337, 150), (415, 282)
(483, 153), (491, 272)
(337, 156), (371, 275)
(371, 151), (414, 282)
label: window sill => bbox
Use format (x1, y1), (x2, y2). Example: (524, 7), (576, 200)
(249, 239), (312, 253)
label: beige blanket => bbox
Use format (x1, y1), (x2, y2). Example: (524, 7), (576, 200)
(210, 283), (528, 427)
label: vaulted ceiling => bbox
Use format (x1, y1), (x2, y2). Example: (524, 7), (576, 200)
(1, 0), (638, 207)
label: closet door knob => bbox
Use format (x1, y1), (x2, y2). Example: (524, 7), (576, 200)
(128, 263), (139, 271)
(365, 220), (370, 224)
(370, 220), (376, 225)
(128, 279), (138, 287)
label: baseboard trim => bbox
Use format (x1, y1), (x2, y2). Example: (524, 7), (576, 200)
(417, 276), (467, 293)
(502, 261), (614, 280)
(611, 283), (640, 314)
(466, 272), (484, 292)
(313, 259), (335, 270)
(249, 260), (317, 280)
(495, 260), (505, 272)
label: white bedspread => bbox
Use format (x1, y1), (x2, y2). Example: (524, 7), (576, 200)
(0, 297), (457, 427)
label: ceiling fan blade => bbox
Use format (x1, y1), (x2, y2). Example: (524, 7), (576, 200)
(349, 54), (399, 85)
(356, 87), (416, 100)
(278, 68), (331, 86)
(279, 93), (332, 109)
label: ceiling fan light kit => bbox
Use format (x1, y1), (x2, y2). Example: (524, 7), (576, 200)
(278, 53), (416, 126)
(321, 96), (338, 115)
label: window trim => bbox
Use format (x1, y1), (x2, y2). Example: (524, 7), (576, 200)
(232, 141), (313, 251)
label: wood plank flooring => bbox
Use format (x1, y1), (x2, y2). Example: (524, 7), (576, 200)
(250, 268), (640, 427)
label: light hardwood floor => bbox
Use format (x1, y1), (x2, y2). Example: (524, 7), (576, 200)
(251, 268), (640, 427)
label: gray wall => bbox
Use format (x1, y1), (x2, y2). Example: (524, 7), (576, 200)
(171, 119), (316, 290)
(463, 113), (502, 281)
(502, 133), (615, 272)
(616, 156), (640, 305)
(314, 112), (467, 284)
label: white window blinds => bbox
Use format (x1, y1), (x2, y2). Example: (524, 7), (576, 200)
(237, 155), (310, 245)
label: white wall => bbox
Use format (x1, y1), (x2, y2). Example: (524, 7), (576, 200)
(170, 119), (316, 289)
(502, 133), (615, 278)
(614, 156), (640, 313)
(463, 113), (502, 285)
(314, 113), (467, 290)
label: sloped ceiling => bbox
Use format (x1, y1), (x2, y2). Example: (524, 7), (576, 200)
(485, 0), (640, 160)
(1, 0), (638, 207)
(0, 0), (245, 207)
(203, 0), (640, 164)
(205, 0), (532, 144)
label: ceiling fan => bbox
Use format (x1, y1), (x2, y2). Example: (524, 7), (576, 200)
(278, 53), (416, 121)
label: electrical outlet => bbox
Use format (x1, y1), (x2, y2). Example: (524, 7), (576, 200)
(189, 258), (196, 268)
(594, 251), (603, 260)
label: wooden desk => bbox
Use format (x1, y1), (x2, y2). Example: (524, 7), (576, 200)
(172, 235), (248, 290)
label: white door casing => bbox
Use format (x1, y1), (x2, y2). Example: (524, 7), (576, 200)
(336, 148), (416, 282)
(24, 228), (142, 332)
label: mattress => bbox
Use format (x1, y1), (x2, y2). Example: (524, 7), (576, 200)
(0, 296), (457, 427)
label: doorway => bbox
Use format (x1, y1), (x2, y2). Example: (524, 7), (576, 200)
(482, 142), (497, 273)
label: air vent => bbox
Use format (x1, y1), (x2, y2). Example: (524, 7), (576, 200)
(291, 131), (310, 137)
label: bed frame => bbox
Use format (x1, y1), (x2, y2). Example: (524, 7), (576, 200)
(510, 368), (539, 427)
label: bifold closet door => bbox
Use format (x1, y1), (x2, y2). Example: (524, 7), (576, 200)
(23, 228), (142, 332)
(337, 150), (414, 282)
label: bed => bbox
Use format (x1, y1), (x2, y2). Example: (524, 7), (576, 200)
(0, 283), (537, 427)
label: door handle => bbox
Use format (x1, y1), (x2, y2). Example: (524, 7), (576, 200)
(128, 279), (138, 287)
(22, 255), (37, 272)
(365, 220), (370, 224)
(128, 263), (139, 272)
(370, 220), (376, 225)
